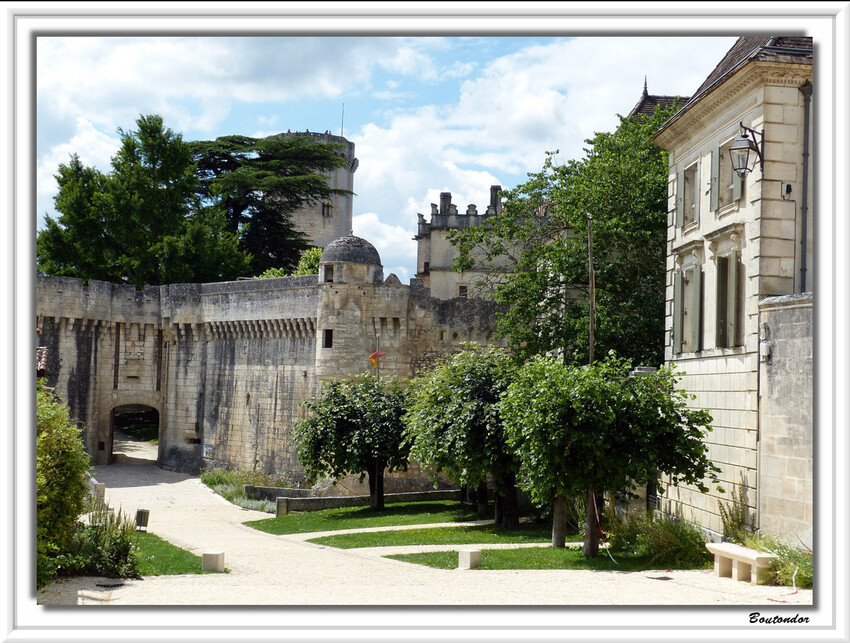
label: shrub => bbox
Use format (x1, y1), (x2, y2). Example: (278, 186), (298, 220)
(36, 382), (91, 588)
(606, 508), (711, 568)
(718, 482), (752, 543)
(742, 533), (813, 589)
(54, 503), (140, 580)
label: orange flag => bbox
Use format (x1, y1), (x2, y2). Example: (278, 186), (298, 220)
(369, 351), (386, 367)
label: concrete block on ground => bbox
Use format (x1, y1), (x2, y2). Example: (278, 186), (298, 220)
(276, 497), (289, 516)
(202, 552), (225, 572)
(458, 549), (481, 570)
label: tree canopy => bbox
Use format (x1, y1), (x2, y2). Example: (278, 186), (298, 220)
(189, 134), (350, 275)
(499, 354), (721, 555)
(453, 104), (682, 366)
(405, 344), (521, 528)
(37, 115), (250, 288)
(293, 374), (410, 510)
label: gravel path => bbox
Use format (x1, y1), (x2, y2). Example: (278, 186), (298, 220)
(36, 440), (813, 607)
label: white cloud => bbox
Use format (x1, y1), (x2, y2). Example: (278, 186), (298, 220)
(36, 118), (120, 221)
(352, 211), (416, 283)
(35, 35), (739, 281)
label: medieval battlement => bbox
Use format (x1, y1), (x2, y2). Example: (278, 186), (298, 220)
(415, 185), (502, 239)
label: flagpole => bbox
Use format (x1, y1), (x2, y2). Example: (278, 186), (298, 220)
(376, 333), (380, 382)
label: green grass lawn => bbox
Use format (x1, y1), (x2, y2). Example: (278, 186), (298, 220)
(306, 521), (566, 549)
(386, 547), (712, 571)
(134, 532), (226, 575)
(245, 501), (483, 535)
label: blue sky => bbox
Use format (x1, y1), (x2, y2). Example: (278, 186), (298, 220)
(36, 35), (740, 281)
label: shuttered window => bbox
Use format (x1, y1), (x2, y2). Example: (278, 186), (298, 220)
(673, 264), (703, 354)
(715, 250), (741, 348)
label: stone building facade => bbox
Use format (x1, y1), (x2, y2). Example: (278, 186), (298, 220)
(652, 36), (813, 547)
(36, 236), (504, 486)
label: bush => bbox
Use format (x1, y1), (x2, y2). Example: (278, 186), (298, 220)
(606, 508), (711, 568)
(36, 382), (91, 588)
(54, 503), (140, 580)
(742, 533), (813, 589)
(718, 482), (752, 543)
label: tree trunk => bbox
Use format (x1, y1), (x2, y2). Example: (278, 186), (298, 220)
(552, 493), (568, 548)
(582, 488), (600, 558)
(494, 493), (503, 526)
(496, 473), (520, 529)
(476, 481), (489, 516)
(368, 464), (385, 510)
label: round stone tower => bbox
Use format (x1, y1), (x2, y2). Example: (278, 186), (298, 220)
(315, 236), (385, 381)
(273, 130), (358, 248)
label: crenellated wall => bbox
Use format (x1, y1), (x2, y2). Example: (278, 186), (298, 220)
(36, 270), (504, 482)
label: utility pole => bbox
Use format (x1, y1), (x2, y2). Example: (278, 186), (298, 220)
(588, 213), (596, 365)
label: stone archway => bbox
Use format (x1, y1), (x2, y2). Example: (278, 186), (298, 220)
(109, 404), (160, 465)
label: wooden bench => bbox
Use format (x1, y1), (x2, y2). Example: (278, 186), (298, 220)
(705, 542), (775, 585)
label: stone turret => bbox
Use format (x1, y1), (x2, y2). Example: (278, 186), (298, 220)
(316, 236), (388, 381)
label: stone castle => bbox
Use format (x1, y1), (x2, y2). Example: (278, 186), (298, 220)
(36, 137), (505, 488)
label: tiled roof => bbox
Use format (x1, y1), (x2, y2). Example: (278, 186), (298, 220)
(628, 80), (689, 122)
(686, 36), (813, 109)
(654, 36), (813, 136)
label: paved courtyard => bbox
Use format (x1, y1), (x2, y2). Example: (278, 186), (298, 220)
(36, 434), (813, 607)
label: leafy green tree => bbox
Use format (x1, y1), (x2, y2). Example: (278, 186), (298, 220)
(454, 104), (682, 366)
(36, 381), (91, 588)
(255, 246), (323, 279)
(294, 375), (410, 510)
(37, 115), (250, 287)
(405, 344), (521, 528)
(190, 134), (349, 275)
(499, 354), (721, 556)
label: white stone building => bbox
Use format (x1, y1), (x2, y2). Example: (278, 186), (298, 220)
(652, 37), (813, 547)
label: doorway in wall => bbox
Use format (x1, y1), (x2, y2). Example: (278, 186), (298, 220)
(109, 404), (159, 465)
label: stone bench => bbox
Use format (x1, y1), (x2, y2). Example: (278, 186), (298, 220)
(705, 542), (775, 585)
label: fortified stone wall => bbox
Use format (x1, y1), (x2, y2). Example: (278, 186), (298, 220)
(36, 265), (504, 485)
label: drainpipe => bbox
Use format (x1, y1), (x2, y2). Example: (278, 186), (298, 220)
(799, 81), (812, 293)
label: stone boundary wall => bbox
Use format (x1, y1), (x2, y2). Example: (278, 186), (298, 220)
(275, 489), (462, 513)
(757, 292), (813, 548)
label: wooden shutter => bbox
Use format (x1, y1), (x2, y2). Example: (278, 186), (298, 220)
(710, 148), (719, 212)
(673, 271), (683, 354)
(727, 250), (739, 346)
(675, 171), (684, 227)
(731, 168), (743, 202)
(689, 266), (702, 352)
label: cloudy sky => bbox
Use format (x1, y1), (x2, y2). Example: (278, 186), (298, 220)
(36, 35), (740, 281)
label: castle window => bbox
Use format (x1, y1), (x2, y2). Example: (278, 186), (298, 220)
(322, 202), (332, 217)
(423, 261), (430, 275)
(324, 266), (334, 283)
(458, 285), (468, 299)
(676, 162), (700, 228)
(323, 329), (333, 348)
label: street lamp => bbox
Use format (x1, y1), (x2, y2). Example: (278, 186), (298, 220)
(729, 121), (764, 178)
